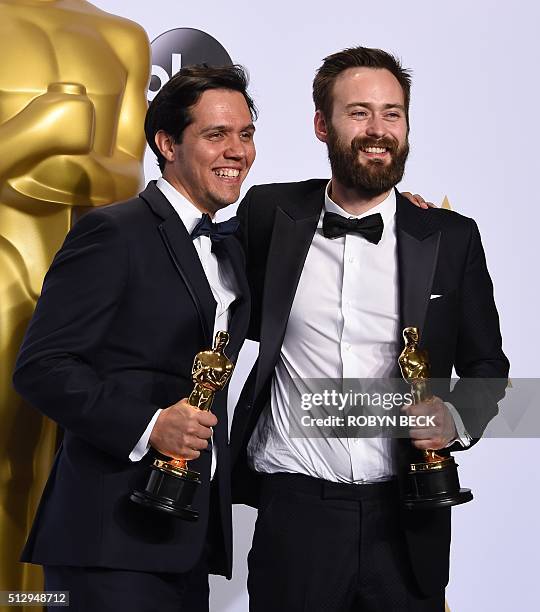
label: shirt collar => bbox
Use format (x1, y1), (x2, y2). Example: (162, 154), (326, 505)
(324, 180), (396, 226)
(156, 176), (207, 235)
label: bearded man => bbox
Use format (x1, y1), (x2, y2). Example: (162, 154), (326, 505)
(230, 47), (508, 611)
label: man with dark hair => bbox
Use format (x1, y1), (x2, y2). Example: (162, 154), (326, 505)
(145, 65), (257, 173)
(13, 64), (255, 611)
(231, 46), (508, 611)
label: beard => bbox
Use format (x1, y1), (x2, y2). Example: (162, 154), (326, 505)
(326, 124), (409, 197)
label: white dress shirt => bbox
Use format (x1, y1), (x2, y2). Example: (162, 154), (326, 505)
(248, 185), (468, 484)
(129, 177), (238, 478)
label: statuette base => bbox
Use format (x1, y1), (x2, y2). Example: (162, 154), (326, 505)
(130, 462), (200, 521)
(404, 456), (473, 510)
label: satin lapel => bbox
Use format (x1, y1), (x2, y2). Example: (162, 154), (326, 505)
(159, 219), (216, 348)
(255, 198), (322, 396)
(396, 191), (441, 343)
(140, 181), (216, 345)
(213, 236), (250, 361)
(395, 192), (442, 476)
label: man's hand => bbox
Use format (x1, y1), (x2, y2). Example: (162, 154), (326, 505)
(403, 396), (457, 450)
(401, 192), (436, 209)
(149, 398), (217, 460)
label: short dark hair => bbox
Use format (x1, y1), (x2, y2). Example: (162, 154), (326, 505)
(145, 64), (258, 171)
(313, 47), (412, 124)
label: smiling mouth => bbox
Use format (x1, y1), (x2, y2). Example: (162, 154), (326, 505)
(213, 168), (241, 178)
(361, 146), (389, 155)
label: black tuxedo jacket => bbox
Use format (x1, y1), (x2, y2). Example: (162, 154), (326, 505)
(13, 181), (250, 578)
(230, 179), (509, 596)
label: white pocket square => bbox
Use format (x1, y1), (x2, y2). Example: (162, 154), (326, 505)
(430, 294), (443, 300)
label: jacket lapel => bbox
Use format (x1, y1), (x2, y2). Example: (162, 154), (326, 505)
(140, 182), (216, 346)
(396, 190), (441, 344)
(212, 236), (250, 361)
(395, 191), (442, 476)
(255, 187), (324, 396)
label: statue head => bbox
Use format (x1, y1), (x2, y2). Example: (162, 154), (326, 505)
(403, 326), (419, 347)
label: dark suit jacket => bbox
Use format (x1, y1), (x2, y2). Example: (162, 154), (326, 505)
(230, 179), (509, 596)
(13, 181), (250, 578)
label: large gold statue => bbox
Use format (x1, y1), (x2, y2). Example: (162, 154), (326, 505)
(0, 0), (150, 596)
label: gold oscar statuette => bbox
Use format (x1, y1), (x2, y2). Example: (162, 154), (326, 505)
(0, 0), (150, 596)
(398, 327), (473, 509)
(131, 332), (235, 520)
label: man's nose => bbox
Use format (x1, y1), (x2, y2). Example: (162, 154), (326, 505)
(224, 136), (246, 159)
(365, 115), (385, 138)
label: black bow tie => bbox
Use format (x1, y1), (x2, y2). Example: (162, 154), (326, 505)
(322, 211), (384, 244)
(190, 214), (239, 243)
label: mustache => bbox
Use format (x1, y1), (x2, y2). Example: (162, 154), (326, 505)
(351, 135), (399, 155)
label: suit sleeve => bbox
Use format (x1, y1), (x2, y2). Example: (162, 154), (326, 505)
(447, 218), (509, 448)
(13, 210), (160, 461)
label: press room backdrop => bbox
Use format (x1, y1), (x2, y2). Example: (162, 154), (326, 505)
(90, 1), (539, 609)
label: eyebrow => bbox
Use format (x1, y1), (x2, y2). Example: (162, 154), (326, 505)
(200, 123), (256, 134)
(345, 103), (405, 111)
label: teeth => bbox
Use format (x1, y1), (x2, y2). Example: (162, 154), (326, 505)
(214, 168), (240, 178)
(363, 147), (387, 154)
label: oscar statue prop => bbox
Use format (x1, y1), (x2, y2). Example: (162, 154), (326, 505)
(0, 0), (149, 593)
(131, 331), (234, 520)
(398, 327), (473, 509)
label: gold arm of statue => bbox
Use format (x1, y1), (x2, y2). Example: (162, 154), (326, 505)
(0, 0), (150, 207)
(398, 326), (446, 463)
(0, 82), (95, 179)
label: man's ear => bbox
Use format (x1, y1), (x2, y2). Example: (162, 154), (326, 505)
(314, 110), (329, 143)
(154, 130), (177, 163)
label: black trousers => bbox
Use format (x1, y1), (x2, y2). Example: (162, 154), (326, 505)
(248, 473), (445, 612)
(44, 560), (209, 612)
